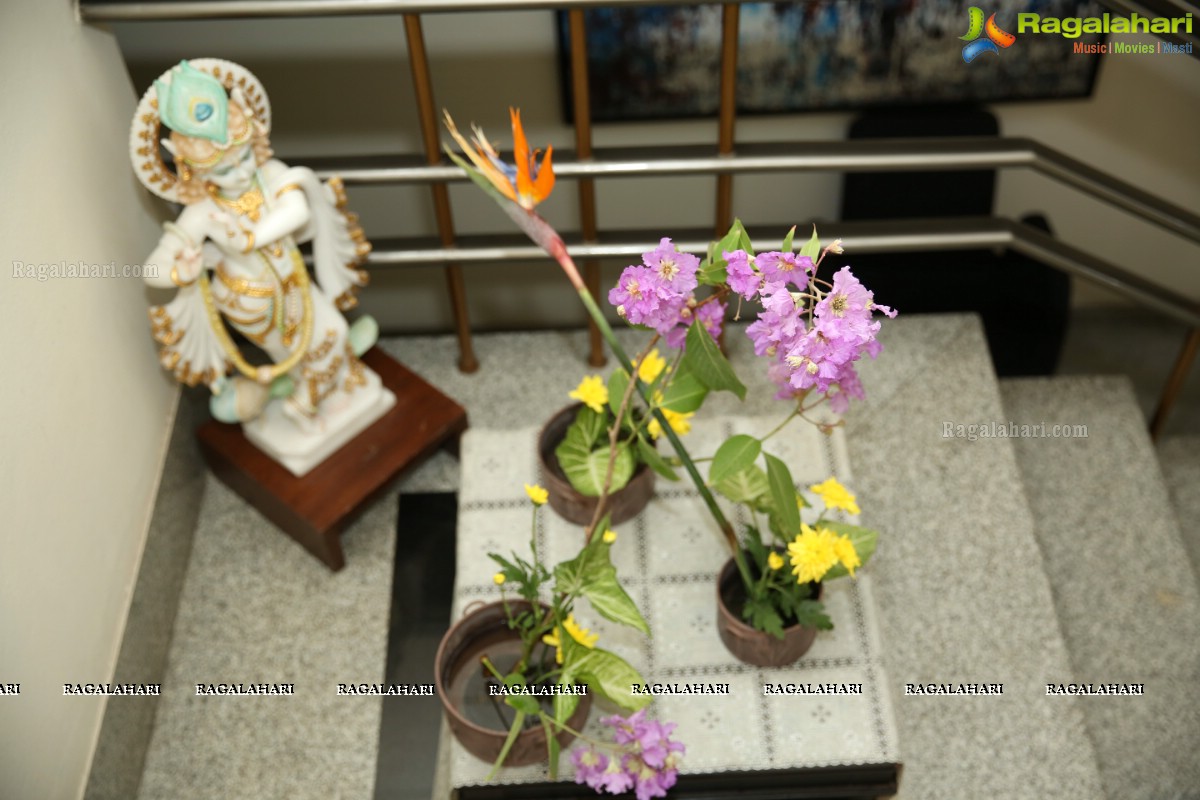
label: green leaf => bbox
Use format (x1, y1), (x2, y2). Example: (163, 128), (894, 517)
(636, 436), (680, 481)
(582, 570), (650, 635)
(659, 367), (709, 413)
(564, 647), (650, 711)
(714, 465), (771, 511)
(556, 436), (635, 497)
(735, 218), (754, 255)
(553, 689), (580, 729)
(764, 453), (801, 535)
(743, 527), (768, 572)
(683, 323), (746, 400)
(504, 693), (540, 715)
(554, 535), (650, 635)
(698, 261), (728, 286)
(573, 406), (606, 449)
(486, 710), (526, 780)
(607, 370), (629, 420)
(709, 434), (762, 485)
(793, 599), (833, 630)
(798, 225), (821, 261)
(743, 595), (786, 640)
(818, 521), (879, 580)
(781, 225), (797, 253)
(541, 715), (560, 780)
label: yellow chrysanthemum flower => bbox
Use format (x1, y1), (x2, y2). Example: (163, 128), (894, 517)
(787, 524), (841, 584)
(563, 614), (599, 649)
(832, 535), (861, 577)
(603, 529), (617, 544)
(542, 627), (564, 664)
(767, 551), (785, 571)
(524, 483), (549, 506)
(569, 375), (609, 414)
(543, 614), (599, 665)
(493, 572), (506, 585)
(647, 407), (693, 440)
(809, 477), (861, 515)
(636, 349), (667, 383)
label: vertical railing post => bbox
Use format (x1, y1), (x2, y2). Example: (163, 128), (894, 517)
(568, 8), (607, 367)
(1149, 326), (1200, 440)
(715, 2), (740, 234)
(403, 13), (480, 373)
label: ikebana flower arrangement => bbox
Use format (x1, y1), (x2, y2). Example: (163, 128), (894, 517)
(434, 484), (686, 794)
(444, 108), (892, 662)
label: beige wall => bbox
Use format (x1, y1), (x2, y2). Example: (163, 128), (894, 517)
(111, 12), (1199, 331)
(0, 5), (177, 798)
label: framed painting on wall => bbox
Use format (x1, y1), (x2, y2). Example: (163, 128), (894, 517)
(557, 0), (1104, 122)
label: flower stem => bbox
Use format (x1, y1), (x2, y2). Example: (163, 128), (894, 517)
(759, 406), (801, 444)
(585, 335), (659, 540)
(574, 286), (754, 589)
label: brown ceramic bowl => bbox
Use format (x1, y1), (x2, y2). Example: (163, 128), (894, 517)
(537, 403), (656, 527)
(434, 600), (591, 767)
(716, 555), (823, 667)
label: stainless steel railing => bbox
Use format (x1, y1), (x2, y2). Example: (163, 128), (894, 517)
(81, 0), (1200, 433)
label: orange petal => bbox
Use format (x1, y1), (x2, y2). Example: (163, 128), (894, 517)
(532, 145), (555, 204)
(510, 107), (535, 206)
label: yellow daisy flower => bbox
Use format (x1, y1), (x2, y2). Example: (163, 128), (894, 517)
(524, 483), (549, 506)
(767, 551), (785, 571)
(787, 524), (840, 584)
(809, 477), (861, 515)
(647, 407), (693, 440)
(603, 529), (617, 544)
(563, 614), (599, 649)
(569, 375), (609, 414)
(635, 349), (667, 383)
(832, 534), (861, 577)
(493, 572), (506, 585)
(542, 627), (564, 664)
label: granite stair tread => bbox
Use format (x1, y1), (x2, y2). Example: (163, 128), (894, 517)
(1000, 376), (1200, 800)
(839, 315), (1103, 799)
(134, 478), (396, 800)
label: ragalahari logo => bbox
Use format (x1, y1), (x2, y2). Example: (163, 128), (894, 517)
(961, 7), (1017, 62)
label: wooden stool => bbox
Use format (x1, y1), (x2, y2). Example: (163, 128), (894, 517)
(197, 348), (468, 570)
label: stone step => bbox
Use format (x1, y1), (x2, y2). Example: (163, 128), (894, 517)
(844, 315), (1103, 799)
(1000, 376), (1200, 799)
(134, 478), (396, 800)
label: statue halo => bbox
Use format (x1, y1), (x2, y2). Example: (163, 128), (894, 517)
(130, 58), (272, 203)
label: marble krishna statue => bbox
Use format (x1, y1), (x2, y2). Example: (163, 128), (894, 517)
(131, 59), (394, 476)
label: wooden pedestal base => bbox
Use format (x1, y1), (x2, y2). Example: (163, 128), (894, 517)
(197, 348), (468, 571)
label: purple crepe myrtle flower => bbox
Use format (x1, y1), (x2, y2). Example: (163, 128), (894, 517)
(571, 747), (610, 790)
(664, 296), (727, 349)
(571, 710), (685, 799)
(610, 239), (704, 338)
(756, 250), (814, 291)
(814, 266), (896, 345)
(608, 265), (663, 327)
(724, 249), (760, 300)
(642, 237), (699, 296)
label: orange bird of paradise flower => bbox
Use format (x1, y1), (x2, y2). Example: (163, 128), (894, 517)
(443, 108), (555, 211)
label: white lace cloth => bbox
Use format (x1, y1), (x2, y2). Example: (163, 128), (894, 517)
(444, 415), (901, 788)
